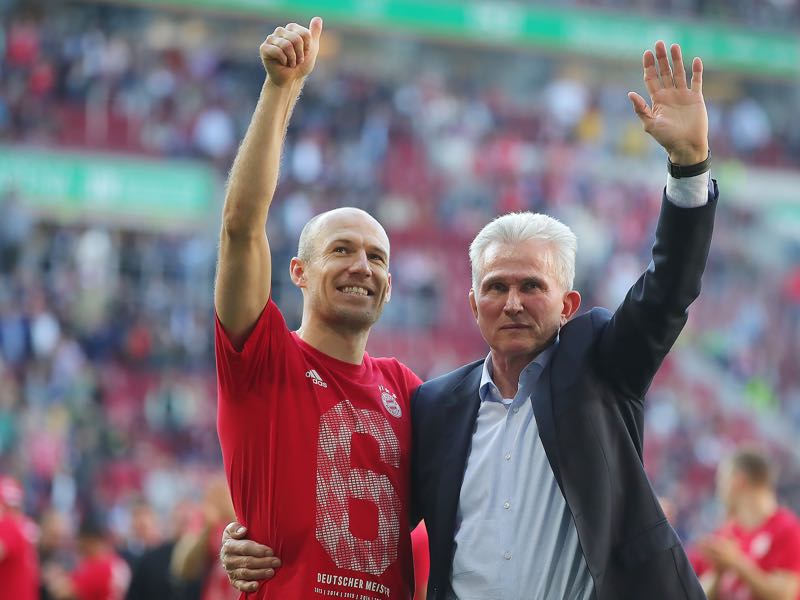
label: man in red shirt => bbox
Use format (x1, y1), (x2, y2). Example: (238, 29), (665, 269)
(44, 514), (130, 600)
(0, 475), (39, 600)
(215, 15), (421, 600)
(692, 448), (800, 600)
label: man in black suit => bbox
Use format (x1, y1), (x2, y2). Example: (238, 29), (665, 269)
(412, 40), (714, 600)
(219, 40), (716, 599)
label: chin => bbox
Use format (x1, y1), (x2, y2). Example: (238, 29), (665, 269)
(331, 305), (381, 331)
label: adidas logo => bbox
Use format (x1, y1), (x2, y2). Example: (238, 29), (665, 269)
(305, 369), (328, 388)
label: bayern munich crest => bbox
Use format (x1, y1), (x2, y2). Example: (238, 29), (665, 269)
(379, 385), (402, 418)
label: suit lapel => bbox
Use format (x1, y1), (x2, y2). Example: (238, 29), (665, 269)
(435, 363), (483, 554)
(532, 364), (564, 494)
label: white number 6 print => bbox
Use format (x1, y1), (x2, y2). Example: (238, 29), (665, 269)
(316, 399), (402, 575)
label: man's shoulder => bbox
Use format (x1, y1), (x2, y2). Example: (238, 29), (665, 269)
(559, 307), (613, 340)
(415, 358), (485, 398)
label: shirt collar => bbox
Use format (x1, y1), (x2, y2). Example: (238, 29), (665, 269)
(479, 336), (558, 405)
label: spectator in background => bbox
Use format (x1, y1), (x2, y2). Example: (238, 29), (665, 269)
(693, 448), (800, 600)
(0, 474), (39, 600)
(38, 508), (75, 600)
(117, 500), (161, 569)
(44, 513), (131, 600)
(171, 476), (238, 600)
(126, 499), (199, 600)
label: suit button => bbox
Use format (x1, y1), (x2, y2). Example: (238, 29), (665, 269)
(503, 551), (512, 560)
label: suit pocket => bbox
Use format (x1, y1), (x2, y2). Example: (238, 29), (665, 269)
(615, 519), (681, 568)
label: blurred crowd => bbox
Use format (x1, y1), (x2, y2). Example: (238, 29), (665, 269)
(1, 1), (800, 597)
(557, 0), (800, 30)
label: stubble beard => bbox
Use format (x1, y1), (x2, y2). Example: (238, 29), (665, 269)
(312, 294), (384, 336)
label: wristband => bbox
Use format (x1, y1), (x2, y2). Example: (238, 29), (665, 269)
(667, 151), (711, 178)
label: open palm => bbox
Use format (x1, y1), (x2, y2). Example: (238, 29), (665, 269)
(629, 41), (708, 165)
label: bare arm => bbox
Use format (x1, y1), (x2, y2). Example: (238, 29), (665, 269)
(699, 536), (800, 600)
(215, 18), (323, 347)
(171, 525), (212, 582)
(736, 565), (800, 600)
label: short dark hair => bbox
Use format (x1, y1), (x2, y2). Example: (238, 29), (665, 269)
(730, 448), (777, 488)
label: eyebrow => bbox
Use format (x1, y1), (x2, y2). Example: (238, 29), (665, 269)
(327, 239), (388, 258)
(481, 275), (546, 289)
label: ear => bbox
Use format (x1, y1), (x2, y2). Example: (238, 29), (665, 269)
(289, 257), (307, 288)
(560, 289), (581, 325)
(469, 288), (479, 321)
(385, 272), (392, 303)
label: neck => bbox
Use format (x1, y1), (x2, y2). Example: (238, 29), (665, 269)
(733, 491), (778, 529)
(297, 313), (370, 365)
(489, 350), (538, 399)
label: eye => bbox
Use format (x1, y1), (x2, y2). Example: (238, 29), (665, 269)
(487, 282), (506, 292)
(369, 253), (385, 263)
(333, 247), (347, 254)
(522, 281), (540, 292)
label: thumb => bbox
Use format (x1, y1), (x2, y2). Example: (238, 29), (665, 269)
(627, 91), (652, 125)
(310, 16), (323, 42)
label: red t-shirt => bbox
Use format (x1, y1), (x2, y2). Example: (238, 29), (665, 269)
(71, 551), (130, 600)
(0, 512), (39, 600)
(203, 523), (239, 600)
(692, 507), (800, 600)
(216, 300), (422, 600)
(411, 523), (430, 599)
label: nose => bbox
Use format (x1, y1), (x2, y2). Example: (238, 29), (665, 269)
(347, 250), (372, 276)
(503, 288), (523, 315)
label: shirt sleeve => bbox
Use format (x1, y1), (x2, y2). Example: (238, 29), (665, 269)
(665, 171), (711, 208)
(215, 298), (290, 396)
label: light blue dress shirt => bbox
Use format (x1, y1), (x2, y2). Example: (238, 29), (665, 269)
(450, 340), (595, 600)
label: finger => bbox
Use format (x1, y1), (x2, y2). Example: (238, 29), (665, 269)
(223, 539), (275, 558)
(286, 23), (312, 54)
(690, 56), (703, 93)
(654, 40), (673, 87)
(224, 522), (247, 540)
(670, 44), (687, 89)
(231, 567), (277, 581)
(642, 50), (660, 97)
(627, 91), (652, 123)
(309, 16), (323, 42)
(233, 579), (260, 593)
(278, 28), (305, 64)
(268, 32), (296, 67)
(222, 554), (281, 571)
(261, 42), (288, 67)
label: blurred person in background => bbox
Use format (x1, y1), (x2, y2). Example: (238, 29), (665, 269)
(117, 500), (161, 570)
(214, 14), (422, 600)
(219, 38), (715, 600)
(693, 448), (800, 600)
(43, 512), (130, 600)
(0, 474), (39, 600)
(39, 508), (75, 600)
(126, 498), (200, 600)
(171, 476), (237, 600)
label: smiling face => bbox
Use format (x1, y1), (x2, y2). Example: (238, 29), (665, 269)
(469, 239), (580, 364)
(292, 208), (391, 334)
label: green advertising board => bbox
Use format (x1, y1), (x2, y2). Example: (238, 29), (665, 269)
(116, 0), (799, 77)
(0, 146), (219, 229)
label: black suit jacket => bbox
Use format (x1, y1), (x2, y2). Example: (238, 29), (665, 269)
(411, 184), (718, 600)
